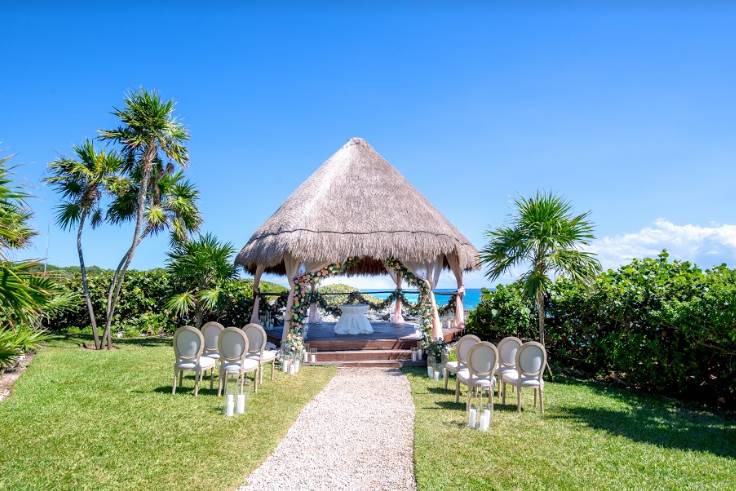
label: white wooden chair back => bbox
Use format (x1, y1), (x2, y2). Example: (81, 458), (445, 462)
(497, 336), (522, 369)
(243, 323), (266, 355)
(218, 327), (249, 364)
(455, 334), (481, 365)
(466, 341), (498, 379)
(201, 321), (224, 353)
(174, 326), (204, 362)
(516, 342), (546, 381)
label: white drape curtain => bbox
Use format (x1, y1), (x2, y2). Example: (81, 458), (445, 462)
(281, 255), (301, 341)
(304, 261), (330, 324)
(249, 264), (266, 324)
(386, 270), (405, 324)
(446, 251), (465, 329)
(282, 258), (330, 340)
(405, 256), (443, 340)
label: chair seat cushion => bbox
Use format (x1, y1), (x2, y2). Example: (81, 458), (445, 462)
(203, 351), (220, 360)
(445, 361), (463, 373)
(176, 356), (215, 370)
(221, 359), (259, 373)
(502, 370), (543, 387)
(497, 366), (515, 375)
(457, 369), (496, 388)
(247, 350), (277, 362)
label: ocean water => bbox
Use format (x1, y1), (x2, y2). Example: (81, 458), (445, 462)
(362, 288), (483, 310)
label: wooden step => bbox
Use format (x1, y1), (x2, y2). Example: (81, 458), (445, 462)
(306, 339), (421, 351)
(313, 359), (426, 368)
(315, 349), (413, 362)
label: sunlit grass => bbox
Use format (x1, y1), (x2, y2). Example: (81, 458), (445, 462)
(406, 368), (736, 490)
(0, 336), (335, 490)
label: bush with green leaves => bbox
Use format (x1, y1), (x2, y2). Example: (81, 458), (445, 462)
(467, 251), (736, 407)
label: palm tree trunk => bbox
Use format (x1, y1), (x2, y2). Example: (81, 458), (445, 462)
(536, 289), (545, 347)
(76, 210), (101, 349)
(102, 146), (156, 349)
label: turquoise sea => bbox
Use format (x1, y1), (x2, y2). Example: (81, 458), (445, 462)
(361, 288), (484, 310)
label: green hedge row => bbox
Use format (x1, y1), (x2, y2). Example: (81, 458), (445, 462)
(45, 270), (286, 335)
(467, 252), (736, 408)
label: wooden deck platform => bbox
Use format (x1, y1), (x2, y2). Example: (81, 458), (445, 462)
(266, 322), (464, 367)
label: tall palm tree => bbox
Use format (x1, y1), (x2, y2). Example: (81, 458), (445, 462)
(99, 89), (189, 348)
(45, 141), (122, 349)
(165, 233), (237, 327)
(480, 192), (601, 346)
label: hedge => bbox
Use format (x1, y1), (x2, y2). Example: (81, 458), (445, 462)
(466, 252), (736, 408)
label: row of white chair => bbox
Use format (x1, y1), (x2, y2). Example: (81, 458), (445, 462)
(172, 322), (277, 396)
(445, 335), (547, 416)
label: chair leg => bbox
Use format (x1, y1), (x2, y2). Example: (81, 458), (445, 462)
(502, 382), (506, 405)
(172, 369), (178, 394)
(271, 361), (275, 381)
(240, 372), (245, 395)
(217, 370), (224, 397)
(455, 377), (460, 403)
(444, 368), (449, 390)
(517, 386), (522, 412)
(533, 388), (537, 409)
(194, 370), (201, 397)
(540, 388), (545, 414)
(178, 370), (183, 387)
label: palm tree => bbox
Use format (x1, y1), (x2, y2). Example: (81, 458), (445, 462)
(107, 164), (202, 244)
(45, 141), (122, 348)
(165, 233), (237, 327)
(99, 89), (189, 348)
(480, 192), (601, 346)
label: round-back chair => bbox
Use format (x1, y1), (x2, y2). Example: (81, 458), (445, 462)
(172, 326), (214, 396)
(458, 341), (499, 413)
(446, 334), (480, 392)
(217, 327), (258, 396)
(243, 323), (277, 389)
(502, 341), (547, 414)
(201, 321), (224, 359)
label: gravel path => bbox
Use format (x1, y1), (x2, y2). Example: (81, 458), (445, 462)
(240, 368), (417, 491)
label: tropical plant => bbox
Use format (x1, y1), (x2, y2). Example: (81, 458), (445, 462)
(165, 233), (237, 327)
(480, 192), (600, 346)
(45, 140), (123, 348)
(99, 89), (191, 348)
(0, 157), (59, 327)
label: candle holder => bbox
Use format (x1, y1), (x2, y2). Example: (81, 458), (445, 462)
(467, 405), (477, 429)
(309, 347), (317, 364)
(479, 407), (491, 432)
(236, 394), (246, 414)
(224, 394), (235, 417)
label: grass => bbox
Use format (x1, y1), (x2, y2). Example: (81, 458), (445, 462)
(405, 368), (736, 490)
(0, 336), (335, 490)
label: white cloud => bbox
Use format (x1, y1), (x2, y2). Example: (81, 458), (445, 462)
(589, 218), (736, 270)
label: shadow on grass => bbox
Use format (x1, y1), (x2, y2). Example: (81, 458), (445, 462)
(552, 387), (736, 458)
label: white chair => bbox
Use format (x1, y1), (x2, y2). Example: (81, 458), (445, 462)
(172, 325), (216, 396)
(457, 342), (499, 415)
(217, 327), (259, 396)
(448, 334), (480, 399)
(496, 336), (522, 399)
(501, 341), (547, 413)
(243, 323), (277, 391)
(202, 321), (224, 359)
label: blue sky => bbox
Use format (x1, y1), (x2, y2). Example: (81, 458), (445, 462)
(2, 3), (735, 288)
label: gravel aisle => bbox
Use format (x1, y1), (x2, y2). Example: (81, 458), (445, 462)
(240, 368), (417, 491)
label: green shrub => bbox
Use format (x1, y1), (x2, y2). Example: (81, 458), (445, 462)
(468, 252), (736, 408)
(0, 327), (48, 370)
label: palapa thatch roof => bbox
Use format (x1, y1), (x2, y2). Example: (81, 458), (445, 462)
(236, 137), (478, 276)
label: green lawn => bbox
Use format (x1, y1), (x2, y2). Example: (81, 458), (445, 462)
(0, 336), (335, 490)
(406, 368), (736, 490)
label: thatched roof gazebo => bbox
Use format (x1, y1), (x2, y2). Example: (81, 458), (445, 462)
(236, 137), (478, 342)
